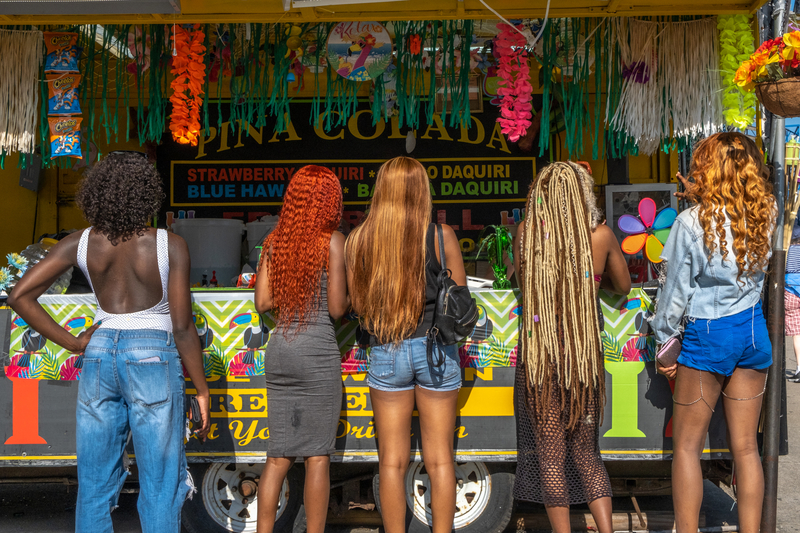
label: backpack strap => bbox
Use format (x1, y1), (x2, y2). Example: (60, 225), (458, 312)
(436, 224), (447, 273)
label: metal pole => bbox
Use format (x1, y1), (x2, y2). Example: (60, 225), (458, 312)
(762, 3), (786, 533)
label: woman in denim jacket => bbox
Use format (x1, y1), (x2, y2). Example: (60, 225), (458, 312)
(652, 132), (775, 533)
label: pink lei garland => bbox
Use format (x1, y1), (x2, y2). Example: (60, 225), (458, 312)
(495, 23), (532, 142)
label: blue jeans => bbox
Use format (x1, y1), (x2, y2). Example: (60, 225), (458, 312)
(76, 329), (190, 533)
(367, 337), (461, 392)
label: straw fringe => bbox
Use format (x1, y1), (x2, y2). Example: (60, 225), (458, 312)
(0, 29), (42, 155)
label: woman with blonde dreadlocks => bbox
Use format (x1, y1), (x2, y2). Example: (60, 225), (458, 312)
(254, 165), (349, 533)
(512, 161), (630, 533)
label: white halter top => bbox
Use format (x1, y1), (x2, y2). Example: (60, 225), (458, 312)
(77, 228), (173, 332)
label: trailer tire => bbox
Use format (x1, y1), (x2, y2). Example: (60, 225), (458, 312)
(181, 462), (304, 533)
(373, 461), (515, 533)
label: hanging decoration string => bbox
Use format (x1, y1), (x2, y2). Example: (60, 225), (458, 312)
(169, 24), (207, 146)
(718, 14), (756, 129)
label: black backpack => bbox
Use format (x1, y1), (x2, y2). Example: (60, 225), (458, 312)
(426, 225), (480, 367)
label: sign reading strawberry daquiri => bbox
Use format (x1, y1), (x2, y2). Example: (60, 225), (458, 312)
(0, 288), (730, 464)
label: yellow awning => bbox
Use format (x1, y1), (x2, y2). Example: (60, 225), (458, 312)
(0, 0), (770, 25)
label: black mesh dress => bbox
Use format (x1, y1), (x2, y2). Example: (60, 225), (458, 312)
(513, 300), (612, 506)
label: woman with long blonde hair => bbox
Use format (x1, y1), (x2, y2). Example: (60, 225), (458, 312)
(254, 165), (349, 533)
(512, 161), (630, 533)
(653, 132), (775, 533)
(346, 156), (467, 533)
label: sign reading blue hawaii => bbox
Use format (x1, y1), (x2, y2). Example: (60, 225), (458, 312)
(158, 103), (542, 247)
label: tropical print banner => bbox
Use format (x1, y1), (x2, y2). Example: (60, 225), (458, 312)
(600, 287), (656, 363)
(4, 288), (653, 380)
(5, 290), (524, 380)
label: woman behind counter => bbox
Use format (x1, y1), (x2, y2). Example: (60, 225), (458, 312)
(254, 165), (348, 533)
(346, 156), (467, 533)
(653, 132), (775, 533)
(512, 161), (630, 533)
(8, 152), (211, 533)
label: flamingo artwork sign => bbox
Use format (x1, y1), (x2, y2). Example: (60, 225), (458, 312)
(327, 21), (392, 82)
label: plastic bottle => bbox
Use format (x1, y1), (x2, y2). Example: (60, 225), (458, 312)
(16, 238), (73, 294)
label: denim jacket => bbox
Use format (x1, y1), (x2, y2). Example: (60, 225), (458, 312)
(651, 206), (771, 344)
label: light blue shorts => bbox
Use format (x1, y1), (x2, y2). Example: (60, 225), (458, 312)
(367, 337), (461, 392)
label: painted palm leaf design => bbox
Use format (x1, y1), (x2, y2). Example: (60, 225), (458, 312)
(203, 345), (226, 379)
(602, 332), (623, 363)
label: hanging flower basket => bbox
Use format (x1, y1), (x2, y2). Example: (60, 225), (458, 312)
(754, 77), (800, 118)
(734, 31), (800, 118)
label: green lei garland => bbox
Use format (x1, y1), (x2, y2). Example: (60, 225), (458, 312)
(718, 14), (756, 130)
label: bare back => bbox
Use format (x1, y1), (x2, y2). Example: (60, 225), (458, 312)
(84, 228), (165, 314)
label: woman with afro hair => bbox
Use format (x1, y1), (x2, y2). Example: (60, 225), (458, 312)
(254, 165), (349, 533)
(8, 151), (211, 533)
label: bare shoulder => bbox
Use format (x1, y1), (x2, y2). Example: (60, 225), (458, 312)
(591, 223), (615, 243)
(48, 230), (83, 263)
(167, 232), (189, 258)
(55, 230), (84, 249)
(440, 223), (458, 243)
(330, 230), (345, 248)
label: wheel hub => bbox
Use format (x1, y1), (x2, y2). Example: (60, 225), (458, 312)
(202, 463), (288, 533)
(405, 461), (492, 530)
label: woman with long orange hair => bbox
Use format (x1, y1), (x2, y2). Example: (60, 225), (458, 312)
(346, 156), (467, 533)
(653, 132), (775, 533)
(254, 165), (348, 533)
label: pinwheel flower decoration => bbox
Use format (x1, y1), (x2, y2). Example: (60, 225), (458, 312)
(618, 198), (677, 263)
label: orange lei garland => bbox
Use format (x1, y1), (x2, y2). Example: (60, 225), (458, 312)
(169, 25), (206, 146)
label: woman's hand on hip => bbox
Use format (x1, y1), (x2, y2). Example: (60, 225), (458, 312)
(73, 322), (101, 354)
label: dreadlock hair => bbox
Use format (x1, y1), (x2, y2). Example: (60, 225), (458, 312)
(520, 161), (604, 431)
(259, 165), (342, 330)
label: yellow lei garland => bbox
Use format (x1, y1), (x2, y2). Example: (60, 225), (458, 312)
(718, 15), (757, 130)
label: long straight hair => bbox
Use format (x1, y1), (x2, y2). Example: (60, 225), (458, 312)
(520, 162), (603, 431)
(346, 156), (433, 344)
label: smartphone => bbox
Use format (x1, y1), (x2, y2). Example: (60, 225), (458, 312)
(189, 396), (202, 424)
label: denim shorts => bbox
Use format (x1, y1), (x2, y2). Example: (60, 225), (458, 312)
(679, 301), (772, 377)
(367, 337), (461, 392)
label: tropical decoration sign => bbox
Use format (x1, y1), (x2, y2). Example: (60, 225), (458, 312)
(6, 290), (522, 381)
(600, 287), (656, 363)
(327, 21), (392, 82)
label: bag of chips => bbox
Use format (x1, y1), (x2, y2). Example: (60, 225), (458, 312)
(47, 74), (81, 115)
(49, 117), (82, 159)
(44, 32), (80, 73)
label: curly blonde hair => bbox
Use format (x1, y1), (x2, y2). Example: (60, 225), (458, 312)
(686, 132), (775, 279)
